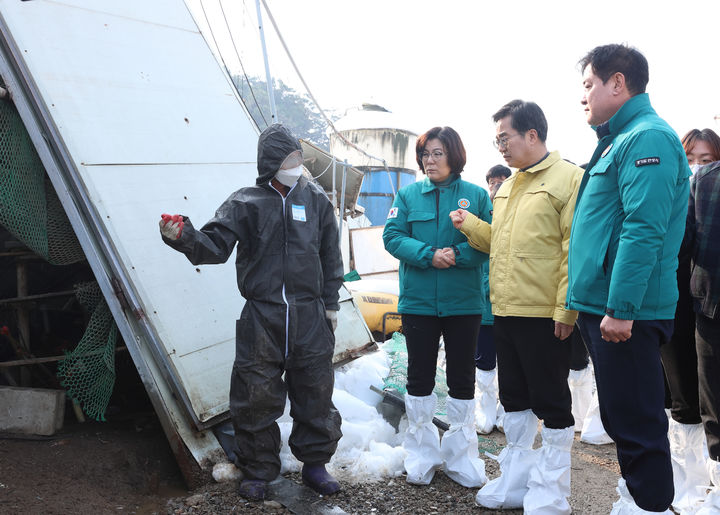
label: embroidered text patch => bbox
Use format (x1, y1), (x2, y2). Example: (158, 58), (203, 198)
(635, 157), (660, 167)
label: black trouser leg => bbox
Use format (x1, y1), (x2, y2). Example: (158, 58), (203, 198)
(569, 327), (590, 371)
(286, 300), (342, 466)
(475, 324), (497, 371)
(696, 313), (720, 460)
(402, 314), (481, 399)
(494, 316), (573, 429)
(578, 313), (674, 512)
(230, 301), (286, 481)
(660, 297), (700, 424)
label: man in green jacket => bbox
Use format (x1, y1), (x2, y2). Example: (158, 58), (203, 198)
(567, 44), (690, 513)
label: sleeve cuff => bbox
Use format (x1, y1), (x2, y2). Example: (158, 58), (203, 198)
(605, 307), (635, 320)
(553, 307), (578, 326)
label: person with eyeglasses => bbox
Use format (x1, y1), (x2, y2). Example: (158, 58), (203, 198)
(383, 126), (492, 489)
(450, 100), (583, 513)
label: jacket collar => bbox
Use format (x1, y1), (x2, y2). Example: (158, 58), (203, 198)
(421, 173), (460, 193)
(520, 150), (560, 174)
(263, 175), (308, 195)
(595, 93), (655, 138)
(697, 160), (720, 180)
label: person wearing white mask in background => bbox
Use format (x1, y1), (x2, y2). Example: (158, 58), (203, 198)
(683, 128), (720, 173)
(159, 124), (344, 502)
(659, 127), (720, 512)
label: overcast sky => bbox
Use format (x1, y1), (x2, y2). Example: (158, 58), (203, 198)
(187, 0), (720, 186)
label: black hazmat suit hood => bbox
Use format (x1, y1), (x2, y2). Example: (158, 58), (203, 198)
(256, 124), (303, 185)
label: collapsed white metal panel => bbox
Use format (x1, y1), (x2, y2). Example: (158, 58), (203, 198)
(0, 0), (373, 464)
(0, 0), (255, 427)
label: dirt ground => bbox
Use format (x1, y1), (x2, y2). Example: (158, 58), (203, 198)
(0, 408), (623, 515)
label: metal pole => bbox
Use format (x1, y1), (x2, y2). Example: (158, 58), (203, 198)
(255, 0), (277, 122)
(15, 260), (30, 385)
(384, 159), (396, 196)
(338, 160), (347, 245)
(332, 156), (337, 209)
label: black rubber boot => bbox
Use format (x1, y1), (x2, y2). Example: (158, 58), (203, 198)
(302, 464), (340, 495)
(238, 479), (268, 501)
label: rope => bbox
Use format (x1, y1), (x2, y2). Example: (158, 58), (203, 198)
(258, 0), (392, 178)
(198, 0), (266, 128)
(219, 0), (268, 127)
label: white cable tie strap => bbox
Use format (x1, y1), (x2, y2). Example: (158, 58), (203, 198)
(484, 450), (500, 462)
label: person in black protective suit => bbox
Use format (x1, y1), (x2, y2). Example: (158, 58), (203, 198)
(158, 124), (344, 501)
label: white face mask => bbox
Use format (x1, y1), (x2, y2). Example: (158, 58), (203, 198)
(689, 163), (703, 174)
(275, 165), (304, 187)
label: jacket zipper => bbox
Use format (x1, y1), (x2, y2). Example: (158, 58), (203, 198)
(270, 182), (296, 358)
(434, 188), (440, 316)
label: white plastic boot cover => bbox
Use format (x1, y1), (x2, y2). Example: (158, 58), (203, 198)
(403, 393), (442, 485)
(496, 400), (506, 434)
(697, 459), (720, 514)
(441, 396), (488, 487)
(669, 420), (711, 513)
(475, 409), (539, 509)
(524, 425), (573, 514)
(610, 478), (673, 514)
(475, 368), (498, 434)
(581, 389), (614, 445)
(568, 366), (593, 432)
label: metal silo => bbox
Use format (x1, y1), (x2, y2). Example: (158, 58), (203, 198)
(330, 104), (417, 226)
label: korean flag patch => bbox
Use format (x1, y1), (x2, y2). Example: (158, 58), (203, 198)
(387, 207), (399, 219)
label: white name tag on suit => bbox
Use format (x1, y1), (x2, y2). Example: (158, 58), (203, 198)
(292, 204), (306, 222)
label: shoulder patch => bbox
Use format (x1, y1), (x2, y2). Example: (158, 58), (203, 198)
(387, 207), (398, 219)
(635, 157), (660, 167)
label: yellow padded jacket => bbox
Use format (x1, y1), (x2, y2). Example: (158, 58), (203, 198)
(460, 151), (582, 325)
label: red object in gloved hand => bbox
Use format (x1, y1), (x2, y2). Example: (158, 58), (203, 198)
(159, 213), (184, 240)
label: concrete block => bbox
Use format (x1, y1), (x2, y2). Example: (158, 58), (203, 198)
(0, 386), (65, 436)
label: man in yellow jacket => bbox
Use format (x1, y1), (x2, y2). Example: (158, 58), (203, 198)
(450, 99), (583, 514)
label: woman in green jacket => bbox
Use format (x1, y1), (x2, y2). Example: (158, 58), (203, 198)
(383, 126), (492, 489)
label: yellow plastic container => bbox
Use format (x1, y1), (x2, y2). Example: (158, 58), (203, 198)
(351, 290), (401, 336)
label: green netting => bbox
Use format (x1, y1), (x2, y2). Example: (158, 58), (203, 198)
(57, 282), (117, 421)
(381, 332), (449, 417)
(0, 86), (118, 420)
(0, 84), (84, 264)
(381, 332), (503, 455)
